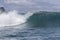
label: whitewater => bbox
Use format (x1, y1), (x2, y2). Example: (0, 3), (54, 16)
(0, 10), (33, 27)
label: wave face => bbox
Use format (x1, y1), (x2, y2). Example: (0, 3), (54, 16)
(27, 11), (60, 27)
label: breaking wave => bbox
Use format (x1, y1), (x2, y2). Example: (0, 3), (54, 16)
(0, 11), (60, 28)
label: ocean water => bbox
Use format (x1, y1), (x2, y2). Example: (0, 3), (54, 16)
(0, 11), (60, 40)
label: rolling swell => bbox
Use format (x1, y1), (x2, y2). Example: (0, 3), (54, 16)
(27, 11), (60, 27)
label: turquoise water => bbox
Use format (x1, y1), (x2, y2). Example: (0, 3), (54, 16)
(0, 11), (60, 40)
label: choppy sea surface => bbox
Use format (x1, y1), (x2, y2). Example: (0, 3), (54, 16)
(0, 11), (60, 40)
(0, 27), (60, 40)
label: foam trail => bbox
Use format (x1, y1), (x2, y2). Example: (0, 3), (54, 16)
(0, 10), (33, 27)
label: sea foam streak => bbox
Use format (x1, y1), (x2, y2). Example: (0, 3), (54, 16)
(0, 10), (33, 27)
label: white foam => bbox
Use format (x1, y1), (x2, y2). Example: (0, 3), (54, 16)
(0, 10), (33, 27)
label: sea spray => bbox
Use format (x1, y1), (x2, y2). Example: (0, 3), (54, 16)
(0, 10), (34, 27)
